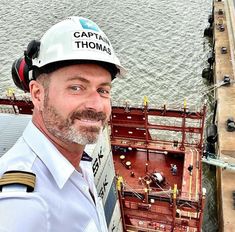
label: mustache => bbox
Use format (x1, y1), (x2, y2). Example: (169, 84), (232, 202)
(70, 109), (107, 122)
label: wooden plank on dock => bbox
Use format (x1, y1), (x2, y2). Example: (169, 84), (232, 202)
(214, 0), (235, 231)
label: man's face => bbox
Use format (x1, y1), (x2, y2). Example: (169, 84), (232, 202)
(41, 63), (112, 145)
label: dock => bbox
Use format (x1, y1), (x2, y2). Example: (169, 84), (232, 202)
(212, 0), (235, 231)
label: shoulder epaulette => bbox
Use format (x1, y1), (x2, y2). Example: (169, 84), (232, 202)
(0, 170), (36, 192)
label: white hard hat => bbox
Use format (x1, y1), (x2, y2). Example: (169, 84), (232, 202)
(32, 16), (126, 77)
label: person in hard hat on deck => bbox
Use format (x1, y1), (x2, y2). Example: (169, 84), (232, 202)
(0, 16), (126, 232)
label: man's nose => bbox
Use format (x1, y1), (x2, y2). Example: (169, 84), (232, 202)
(84, 91), (104, 111)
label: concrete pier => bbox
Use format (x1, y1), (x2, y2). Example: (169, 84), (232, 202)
(213, 0), (235, 231)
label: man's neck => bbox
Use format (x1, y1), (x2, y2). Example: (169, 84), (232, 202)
(32, 116), (85, 170)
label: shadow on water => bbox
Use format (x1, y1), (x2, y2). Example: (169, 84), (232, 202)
(202, 164), (219, 232)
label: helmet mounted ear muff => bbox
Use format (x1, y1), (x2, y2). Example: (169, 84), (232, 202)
(11, 57), (30, 92)
(11, 40), (40, 92)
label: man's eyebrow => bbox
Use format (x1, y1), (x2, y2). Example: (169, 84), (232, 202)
(100, 82), (112, 88)
(66, 76), (112, 87)
(66, 76), (89, 83)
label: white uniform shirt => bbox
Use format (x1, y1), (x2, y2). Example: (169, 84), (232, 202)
(0, 121), (108, 232)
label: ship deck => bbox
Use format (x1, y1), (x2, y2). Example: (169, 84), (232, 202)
(112, 141), (203, 232)
(112, 142), (202, 201)
(109, 104), (205, 231)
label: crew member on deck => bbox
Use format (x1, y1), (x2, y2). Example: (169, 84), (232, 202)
(171, 164), (177, 175)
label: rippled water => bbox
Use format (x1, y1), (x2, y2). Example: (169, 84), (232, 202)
(0, 0), (217, 231)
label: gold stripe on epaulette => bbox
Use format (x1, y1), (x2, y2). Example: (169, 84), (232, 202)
(0, 170), (36, 192)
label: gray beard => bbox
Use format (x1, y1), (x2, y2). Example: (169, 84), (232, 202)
(48, 124), (101, 145)
(41, 88), (106, 146)
(42, 105), (103, 145)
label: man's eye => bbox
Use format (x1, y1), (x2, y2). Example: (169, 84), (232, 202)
(98, 88), (110, 96)
(70, 86), (82, 91)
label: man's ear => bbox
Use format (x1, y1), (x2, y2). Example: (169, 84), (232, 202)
(29, 80), (45, 111)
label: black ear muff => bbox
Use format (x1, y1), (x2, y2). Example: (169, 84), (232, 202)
(11, 57), (30, 92)
(11, 40), (41, 92)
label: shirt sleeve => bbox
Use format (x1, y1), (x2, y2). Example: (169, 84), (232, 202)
(0, 192), (48, 232)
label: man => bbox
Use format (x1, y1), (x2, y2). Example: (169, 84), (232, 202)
(0, 16), (125, 232)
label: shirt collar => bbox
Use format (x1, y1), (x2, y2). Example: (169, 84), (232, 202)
(23, 121), (76, 189)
